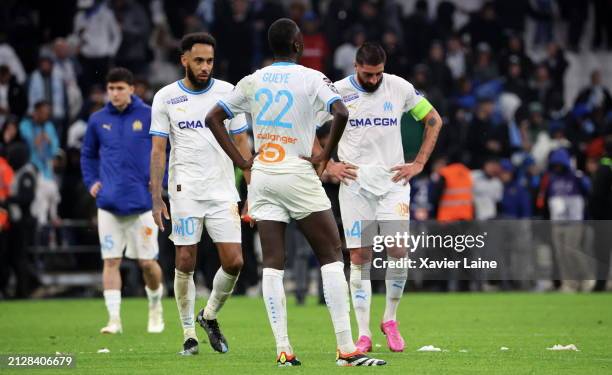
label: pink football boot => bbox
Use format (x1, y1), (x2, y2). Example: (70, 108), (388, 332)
(380, 320), (405, 352)
(355, 335), (372, 353)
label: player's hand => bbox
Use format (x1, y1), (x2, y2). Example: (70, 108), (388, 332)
(301, 152), (330, 177)
(152, 197), (170, 232)
(237, 152), (259, 171)
(391, 162), (424, 185)
(240, 201), (255, 228)
(89, 181), (102, 198)
(325, 161), (358, 185)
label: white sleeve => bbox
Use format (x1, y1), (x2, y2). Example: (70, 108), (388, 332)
(311, 71), (341, 114)
(228, 113), (249, 134)
(316, 110), (333, 128)
(395, 76), (422, 112)
(395, 76), (432, 121)
(218, 76), (251, 119)
(150, 91), (170, 137)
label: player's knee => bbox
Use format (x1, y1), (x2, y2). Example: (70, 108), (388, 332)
(104, 258), (121, 269)
(175, 248), (196, 271)
(350, 249), (371, 265)
(223, 256), (243, 275)
(138, 259), (156, 272)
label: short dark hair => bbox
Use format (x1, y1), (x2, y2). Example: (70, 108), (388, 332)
(180, 32), (216, 53)
(268, 18), (299, 56)
(106, 67), (134, 85)
(355, 42), (387, 66)
(34, 100), (51, 110)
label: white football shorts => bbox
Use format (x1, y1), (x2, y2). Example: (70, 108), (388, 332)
(339, 180), (411, 249)
(98, 209), (159, 260)
(169, 198), (241, 245)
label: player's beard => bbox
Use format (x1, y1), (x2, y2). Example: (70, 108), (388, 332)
(186, 66), (211, 91)
(360, 75), (383, 93)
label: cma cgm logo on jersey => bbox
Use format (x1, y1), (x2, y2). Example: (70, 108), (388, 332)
(178, 120), (204, 129)
(349, 117), (398, 127)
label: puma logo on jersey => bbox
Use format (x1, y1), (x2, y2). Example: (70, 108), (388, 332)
(102, 124), (112, 131)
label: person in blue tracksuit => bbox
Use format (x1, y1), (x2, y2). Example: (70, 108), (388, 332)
(81, 67), (164, 334)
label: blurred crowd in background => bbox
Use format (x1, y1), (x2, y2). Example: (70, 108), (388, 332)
(0, 0), (611, 299)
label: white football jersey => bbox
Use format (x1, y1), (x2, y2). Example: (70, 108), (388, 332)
(150, 79), (248, 201)
(218, 62), (341, 174)
(321, 73), (432, 195)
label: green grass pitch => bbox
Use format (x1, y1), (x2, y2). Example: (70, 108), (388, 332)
(0, 293), (611, 374)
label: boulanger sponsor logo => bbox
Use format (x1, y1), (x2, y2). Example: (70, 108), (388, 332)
(258, 142), (285, 163)
(256, 133), (298, 144)
(349, 117), (398, 127)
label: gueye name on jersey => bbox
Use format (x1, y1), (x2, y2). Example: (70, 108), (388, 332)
(349, 117), (398, 127)
(262, 72), (290, 84)
(178, 120), (204, 129)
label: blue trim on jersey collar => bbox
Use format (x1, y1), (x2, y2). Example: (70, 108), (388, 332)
(177, 78), (215, 95)
(349, 75), (367, 93)
(271, 61), (296, 66)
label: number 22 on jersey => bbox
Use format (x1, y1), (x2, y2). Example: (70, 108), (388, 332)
(254, 88), (294, 128)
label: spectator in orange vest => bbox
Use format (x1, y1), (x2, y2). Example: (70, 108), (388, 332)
(431, 153), (474, 222)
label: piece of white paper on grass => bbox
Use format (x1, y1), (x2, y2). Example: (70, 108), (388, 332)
(417, 345), (442, 352)
(547, 344), (579, 351)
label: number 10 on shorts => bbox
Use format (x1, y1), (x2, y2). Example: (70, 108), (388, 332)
(173, 218), (196, 237)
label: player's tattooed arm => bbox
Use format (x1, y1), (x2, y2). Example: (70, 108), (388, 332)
(391, 108), (443, 185)
(416, 108), (443, 165)
(232, 132), (252, 184)
(207, 105), (257, 170)
(150, 136), (170, 231)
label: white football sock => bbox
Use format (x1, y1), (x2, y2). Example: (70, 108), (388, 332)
(350, 262), (372, 338)
(203, 268), (238, 320)
(145, 284), (163, 309)
(174, 269), (196, 340)
(262, 268), (292, 355)
(103, 289), (121, 322)
(383, 256), (407, 322)
(321, 261), (356, 354)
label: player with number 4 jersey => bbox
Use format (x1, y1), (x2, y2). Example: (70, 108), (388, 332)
(321, 43), (444, 353)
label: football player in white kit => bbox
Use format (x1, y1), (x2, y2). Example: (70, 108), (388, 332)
(206, 19), (386, 367)
(322, 43), (443, 353)
(149, 33), (252, 356)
